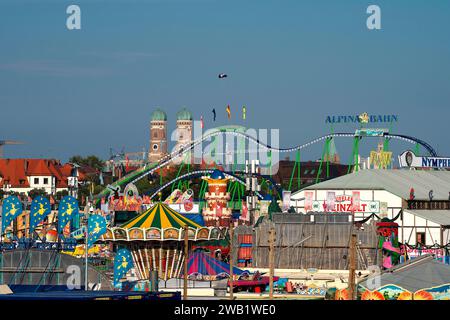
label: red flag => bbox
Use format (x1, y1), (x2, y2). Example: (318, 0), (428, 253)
(125, 155), (129, 172)
(200, 116), (204, 129)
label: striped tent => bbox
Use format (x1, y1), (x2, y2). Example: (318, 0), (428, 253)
(184, 251), (245, 277)
(120, 202), (202, 229)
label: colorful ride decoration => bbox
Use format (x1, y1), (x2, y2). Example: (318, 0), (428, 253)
(376, 219), (400, 269)
(101, 202), (227, 281)
(182, 251), (245, 281)
(335, 288), (350, 300)
(358, 284), (446, 300)
(201, 169), (232, 227)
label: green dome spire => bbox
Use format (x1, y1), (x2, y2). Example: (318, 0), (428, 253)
(177, 107), (193, 121)
(151, 108), (167, 121)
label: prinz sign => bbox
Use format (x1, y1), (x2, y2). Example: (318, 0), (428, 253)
(311, 195), (380, 213)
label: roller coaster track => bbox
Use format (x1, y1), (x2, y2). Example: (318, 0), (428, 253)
(145, 169), (264, 200)
(97, 130), (437, 198)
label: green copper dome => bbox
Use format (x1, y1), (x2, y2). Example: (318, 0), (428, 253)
(176, 107), (193, 121)
(151, 108), (167, 121)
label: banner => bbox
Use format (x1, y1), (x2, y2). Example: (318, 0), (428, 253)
(352, 191), (361, 213)
(1, 196), (23, 234)
(87, 214), (107, 248)
(30, 196), (51, 233)
(58, 196), (79, 234)
(305, 191), (314, 211)
(326, 191), (336, 212)
(282, 191), (291, 212)
(114, 248), (134, 287)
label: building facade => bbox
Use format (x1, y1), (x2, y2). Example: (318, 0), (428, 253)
(291, 170), (450, 255)
(0, 159), (80, 196)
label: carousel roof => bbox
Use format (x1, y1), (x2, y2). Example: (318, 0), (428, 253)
(120, 202), (202, 229)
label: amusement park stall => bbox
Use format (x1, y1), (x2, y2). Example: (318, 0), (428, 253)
(291, 170), (450, 252)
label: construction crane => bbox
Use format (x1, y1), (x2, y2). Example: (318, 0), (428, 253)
(0, 140), (24, 158)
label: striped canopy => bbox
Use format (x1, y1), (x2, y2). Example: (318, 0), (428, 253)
(184, 251), (245, 276)
(120, 202), (202, 229)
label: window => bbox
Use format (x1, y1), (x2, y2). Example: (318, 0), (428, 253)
(416, 232), (426, 245)
(34, 178), (39, 184)
(43, 178), (49, 185)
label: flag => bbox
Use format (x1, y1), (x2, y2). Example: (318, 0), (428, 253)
(125, 156), (129, 172)
(114, 248), (134, 287)
(29, 196), (51, 233)
(242, 106), (246, 120)
(58, 196), (79, 234)
(1, 196), (23, 234)
(200, 116), (204, 129)
(87, 214), (107, 248)
(226, 105), (231, 119)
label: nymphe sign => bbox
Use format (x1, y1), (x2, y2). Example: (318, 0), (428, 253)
(398, 150), (450, 169)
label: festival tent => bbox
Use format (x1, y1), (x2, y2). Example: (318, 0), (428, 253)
(357, 254), (450, 300)
(183, 251), (245, 279)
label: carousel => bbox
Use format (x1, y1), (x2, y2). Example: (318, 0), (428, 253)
(101, 202), (227, 280)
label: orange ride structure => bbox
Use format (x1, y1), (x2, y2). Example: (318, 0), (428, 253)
(201, 169), (232, 227)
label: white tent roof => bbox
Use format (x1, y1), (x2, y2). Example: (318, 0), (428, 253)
(297, 169), (450, 201)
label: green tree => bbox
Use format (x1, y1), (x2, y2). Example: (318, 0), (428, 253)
(69, 155), (105, 171)
(28, 188), (48, 199)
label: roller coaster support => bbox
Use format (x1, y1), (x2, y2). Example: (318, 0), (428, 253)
(288, 150), (301, 191)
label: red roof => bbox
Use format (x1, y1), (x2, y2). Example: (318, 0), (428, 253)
(0, 159), (77, 189)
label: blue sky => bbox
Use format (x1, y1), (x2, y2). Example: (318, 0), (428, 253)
(0, 0), (449, 162)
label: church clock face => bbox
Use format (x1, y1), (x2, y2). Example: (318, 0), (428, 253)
(152, 143), (159, 151)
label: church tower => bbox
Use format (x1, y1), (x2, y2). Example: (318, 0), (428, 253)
(173, 107), (193, 163)
(149, 108), (168, 163)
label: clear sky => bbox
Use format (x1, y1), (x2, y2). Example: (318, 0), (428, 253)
(0, 0), (449, 162)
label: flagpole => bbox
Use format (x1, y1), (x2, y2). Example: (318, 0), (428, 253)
(85, 216), (88, 291)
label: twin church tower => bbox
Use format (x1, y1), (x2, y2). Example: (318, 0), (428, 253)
(148, 107), (193, 163)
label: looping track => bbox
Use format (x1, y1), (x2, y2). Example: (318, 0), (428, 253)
(98, 130), (436, 198)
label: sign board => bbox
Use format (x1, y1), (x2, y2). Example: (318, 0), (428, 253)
(399, 150), (450, 169)
(311, 195), (380, 213)
(355, 128), (389, 137)
(370, 150), (392, 169)
(326, 113), (398, 125)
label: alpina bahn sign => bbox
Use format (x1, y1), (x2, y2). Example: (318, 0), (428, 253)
(325, 114), (398, 124)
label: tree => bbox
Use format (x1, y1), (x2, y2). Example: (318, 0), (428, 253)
(69, 155), (105, 171)
(28, 188), (48, 199)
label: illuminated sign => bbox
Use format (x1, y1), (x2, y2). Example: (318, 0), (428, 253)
(355, 128), (389, 137)
(398, 151), (450, 169)
(325, 113), (398, 124)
